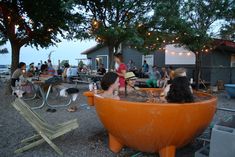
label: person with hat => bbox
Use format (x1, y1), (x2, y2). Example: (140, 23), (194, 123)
(125, 72), (139, 94)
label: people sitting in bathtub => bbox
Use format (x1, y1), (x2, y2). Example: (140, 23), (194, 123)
(100, 72), (120, 100)
(161, 68), (194, 103)
(125, 72), (139, 94)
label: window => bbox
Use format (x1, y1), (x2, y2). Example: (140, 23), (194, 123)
(96, 55), (108, 69)
(231, 54), (235, 67)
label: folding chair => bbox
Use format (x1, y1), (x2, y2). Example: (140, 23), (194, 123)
(12, 98), (79, 155)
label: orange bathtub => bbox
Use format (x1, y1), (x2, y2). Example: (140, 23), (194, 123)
(84, 89), (217, 157)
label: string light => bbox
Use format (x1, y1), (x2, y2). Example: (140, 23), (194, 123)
(179, 52), (183, 55)
(156, 37), (159, 41)
(93, 20), (98, 26)
(7, 16), (11, 20)
(163, 40), (166, 43)
(171, 51), (175, 55)
(138, 23), (142, 27)
(47, 28), (53, 32)
(147, 32), (151, 36)
(29, 19), (33, 24)
(205, 49), (208, 52)
(187, 52), (191, 56)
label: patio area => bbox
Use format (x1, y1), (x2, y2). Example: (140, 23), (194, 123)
(0, 82), (235, 157)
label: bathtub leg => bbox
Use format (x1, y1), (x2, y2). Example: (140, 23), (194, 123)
(109, 134), (123, 153)
(159, 146), (176, 157)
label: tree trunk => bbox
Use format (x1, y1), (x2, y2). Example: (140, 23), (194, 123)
(108, 45), (115, 71)
(5, 42), (21, 95)
(195, 52), (201, 90)
(11, 43), (21, 74)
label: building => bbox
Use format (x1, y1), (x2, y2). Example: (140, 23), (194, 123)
(81, 40), (235, 85)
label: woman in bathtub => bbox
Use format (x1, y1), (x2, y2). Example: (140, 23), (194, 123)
(99, 72), (120, 100)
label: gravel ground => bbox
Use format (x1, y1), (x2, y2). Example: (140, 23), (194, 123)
(0, 80), (235, 157)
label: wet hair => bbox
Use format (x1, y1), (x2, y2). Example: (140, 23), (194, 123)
(174, 68), (186, 78)
(101, 72), (118, 91)
(166, 76), (194, 103)
(40, 64), (48, 72)
(114, 53), (124, 62)
(17, 62), (26, 68)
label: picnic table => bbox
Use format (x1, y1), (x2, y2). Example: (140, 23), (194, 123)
(135, 78), (148, 87)
(76, 72), (104, 83)
(27, 77), (74, 109)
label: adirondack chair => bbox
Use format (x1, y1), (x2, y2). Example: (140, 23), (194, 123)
(12, 98), (79, 155)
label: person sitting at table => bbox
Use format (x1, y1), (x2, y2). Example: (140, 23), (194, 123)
(27, 62), (35, 77)
(159, 66), (169, 88)
(47, 60), (56, 76)
(161, 68), (194, 103)
(40, 64), (50, 77)
(62, 63), (70, 80)
(97, 64), (106, 75)
(67, 66), (78, 83)
(146, 66), (161, 88)
(125, 72), (139, 94)
(11, 62), (27, 87)
(99, 72), (120, 100)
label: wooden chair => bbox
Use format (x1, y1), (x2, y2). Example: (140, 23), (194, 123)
(12, 98), (79, 155)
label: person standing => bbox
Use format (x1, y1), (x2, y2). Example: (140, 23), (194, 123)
(142, 60), (149, 78)
(142, 60), (149, 73)
(114, 53), (127, 91)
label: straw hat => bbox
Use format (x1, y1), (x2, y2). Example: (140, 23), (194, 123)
(125, 72), (137, 80)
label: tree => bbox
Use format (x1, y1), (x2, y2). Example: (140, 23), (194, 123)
(75, 0), (153, 70)
(152, 0), (234, 89)
(0, 0), (84, 73)
(0, 47), (8, 54)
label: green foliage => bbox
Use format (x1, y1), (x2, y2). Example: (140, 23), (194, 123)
(151, 0), (234, 52)
(0, 0), (84, 49)
(0, 48), (8, 54)
(75, 0), (154, 52)
(60, 60), (69, 67)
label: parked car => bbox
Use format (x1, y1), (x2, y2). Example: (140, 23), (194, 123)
(0, 65), (10, 75)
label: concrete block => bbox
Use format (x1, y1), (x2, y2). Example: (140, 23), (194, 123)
(195, 145), (209, 157)
(209, 115), (235, 157)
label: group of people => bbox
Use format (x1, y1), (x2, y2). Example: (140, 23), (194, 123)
(11, 60), (56, 87)
(96, 53), (194, 103)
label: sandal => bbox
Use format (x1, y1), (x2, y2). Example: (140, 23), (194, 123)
(46, 108), (56, 113)
(67, 106), (77, 112)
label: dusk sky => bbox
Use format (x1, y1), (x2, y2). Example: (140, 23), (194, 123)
(0, 39), (97, 66)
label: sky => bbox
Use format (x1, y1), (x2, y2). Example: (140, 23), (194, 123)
(0, 39), (97, 66)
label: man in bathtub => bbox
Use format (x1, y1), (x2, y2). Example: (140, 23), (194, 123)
(98, 72), (120, 100)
